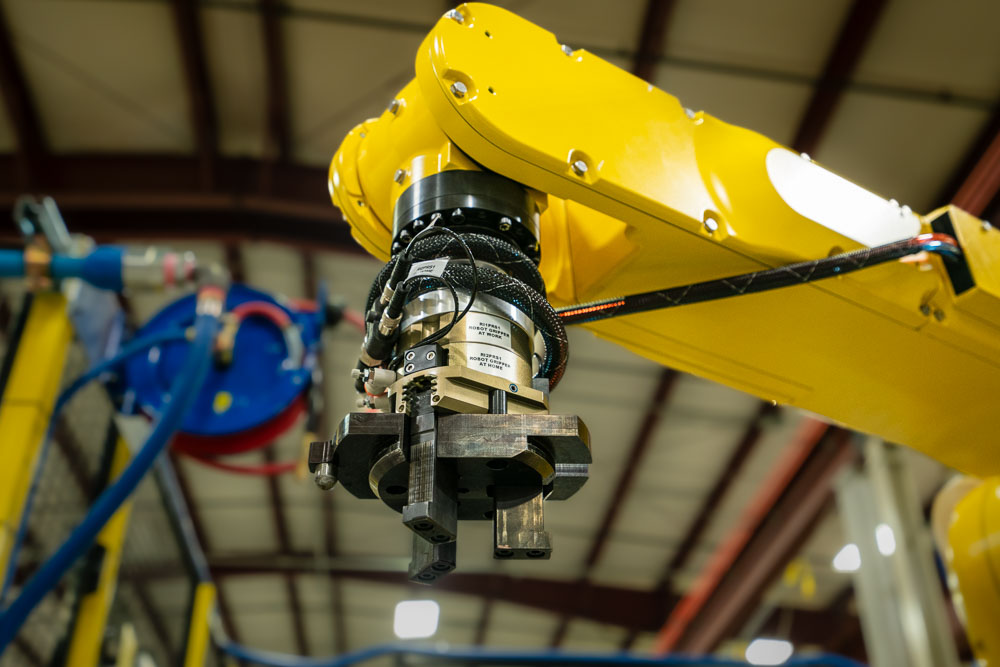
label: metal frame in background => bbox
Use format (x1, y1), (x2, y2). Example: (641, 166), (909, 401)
(835, 437), (960, 667)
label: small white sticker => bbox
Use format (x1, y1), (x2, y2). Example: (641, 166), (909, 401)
(465, 313), (512, 346)
(465, 343), (519, 381)
(407, 258), (449, 280)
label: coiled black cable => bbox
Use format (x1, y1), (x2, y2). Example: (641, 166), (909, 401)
(367, 235), (568, 389)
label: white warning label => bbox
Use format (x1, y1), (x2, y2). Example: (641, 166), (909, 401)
(407, 258), (449, 280)
(465, 343), (518, 380)
(465, 313), (512, 346)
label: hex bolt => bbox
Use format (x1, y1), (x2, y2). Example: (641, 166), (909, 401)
(450, 81), (468, 98)
(405, 351), (416, 361)
(704, 217), (719, 233)
(387, 99), (401, 115)
(561, 44), (573, 56)
(425, 351), (436, 361)
(451, 208), (465, 223)
(393, 169), (406, 184)
(933, 309), (946, 321)
(920, 304), (932, 316)
(313, 463), (337, 491)
(498, 217), (512, 231)
(445, 8), (464, 23)
(571, 159), (588, 176)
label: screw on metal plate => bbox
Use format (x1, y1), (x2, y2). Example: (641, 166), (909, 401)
(451, 208), (465, 223)
(498, 217), (512, 231)
(405, 363), (416, 373)
(394, 169), (406, 184)
(933, 309), (946, 322)
(314, 463), (337, 490)
(561, 44), (573, 57)
(445, 8), (464, 23)
(387, 99), (401, 115)
(919, 304), (932, 316)
(983, 220), (994, 232)
(405, 351), (416, 361)
(450, 81), (468, 98)
(571, 160), (588, 176)
(425, 351), (436, 361)
(509, 383), (518, 393)
(703, 216), (719, 233)
(684, 108), (696, 119)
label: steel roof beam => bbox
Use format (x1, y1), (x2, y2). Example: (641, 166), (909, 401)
(949, 114), (1000, 216)
(260, 0), (291, 165)
(133, 580), (180, 664)
(673, 430), (857, 652)
(792, 0), (888, 156)
(116, 554), (854, 644)
(12, 635), (43, 667)
(653, 420), (840, 652)
(0, 5), (45, 189)
(621, 401), (777, 649)
(631, 1), (676, 82)
(171, 0), (219, 190)
(169, 453), (244, 652)
(549, 369), (679, 646)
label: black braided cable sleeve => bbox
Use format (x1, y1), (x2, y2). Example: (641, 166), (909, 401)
(557, 233), (961, 326)
(370, 259), (568, 390)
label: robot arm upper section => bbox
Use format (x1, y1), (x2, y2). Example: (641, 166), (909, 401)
(330, 2), (1000, 476)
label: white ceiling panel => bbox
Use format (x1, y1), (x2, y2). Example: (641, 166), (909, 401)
(667, 0), (851, 77)
(486, 601), (561, 647)
(202, 6), (268, 158)
(815, 92), (987, 213)
(491, 0), (647, 54)
(284, 18), (422, 166)
(288, 0), (445, 28)
(653, 64), (813, 147)
(854, 0), (1000, 101)
(563, 618), (629, 651)
(5, 0), (192, 152)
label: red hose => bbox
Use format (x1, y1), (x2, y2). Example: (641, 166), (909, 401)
(231, 300), (292, 328)
(341, 308), (366, 333)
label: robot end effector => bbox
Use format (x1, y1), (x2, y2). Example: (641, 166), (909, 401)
(308, 166), (591, 584)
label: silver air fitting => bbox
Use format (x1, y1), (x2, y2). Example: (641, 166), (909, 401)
(122, 247), (198, 289)
(380, 284), (394, 307)
(378, 310), (403, 337)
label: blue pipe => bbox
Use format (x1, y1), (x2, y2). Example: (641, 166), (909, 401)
(0, 251), (25, 278)
(0, 246), (124, 290)
(51, 246), (125, 292)
(0, 328), (189, 605)
(0, 309), (219, 652)
(217, 642), (867, 667)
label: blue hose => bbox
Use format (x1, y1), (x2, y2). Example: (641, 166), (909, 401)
(0, 328), (189, 605)
(0, 310), (218, 652)
(217, 642), (867, 667)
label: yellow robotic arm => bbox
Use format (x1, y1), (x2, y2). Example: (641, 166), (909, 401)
(319, 6), (1000, 660)
(331, 3), (1000, 476)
